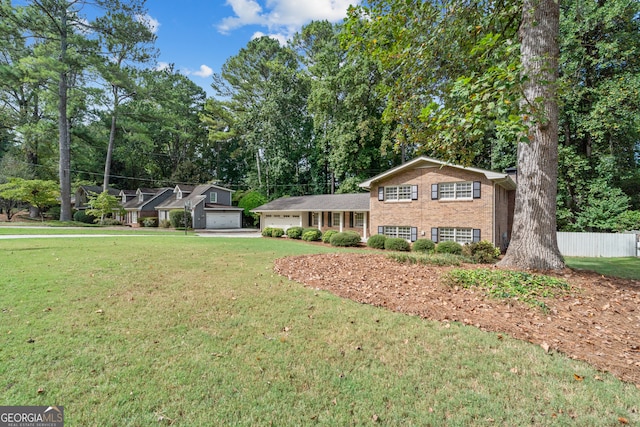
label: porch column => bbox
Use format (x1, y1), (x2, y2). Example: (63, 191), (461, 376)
(363, 211), (368, 240)
(339, 211), (344, 232)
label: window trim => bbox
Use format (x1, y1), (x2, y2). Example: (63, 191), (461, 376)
(210, 192), (218, 203)
(354, 212), (364, 228)
(332, 212), (342, 227)
(384, 185), (412, 202)
(438, 181), (473, 200)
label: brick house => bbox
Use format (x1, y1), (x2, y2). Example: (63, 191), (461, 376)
(359, 156), (516, 249)
(252, 193), (370, 237)
(253, 156), (516, 249)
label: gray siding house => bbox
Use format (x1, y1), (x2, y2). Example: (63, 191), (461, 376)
(155, 184), (243, 229)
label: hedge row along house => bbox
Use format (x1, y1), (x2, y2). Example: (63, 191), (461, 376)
(74, 183), (243, 229)
(253, 157), (517, 250)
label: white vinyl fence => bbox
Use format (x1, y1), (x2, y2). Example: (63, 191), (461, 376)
(557, 232), (638, 257)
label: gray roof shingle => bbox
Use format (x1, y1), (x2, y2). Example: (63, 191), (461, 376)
(253, 193), (370, 212)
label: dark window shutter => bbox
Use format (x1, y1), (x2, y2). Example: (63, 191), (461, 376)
(320, 212), (323, 227)
(411, 185), (418, 200)
(328, 212), (332, 225)
(431, 184), (439, 200)
(431, 227), (439, 243)
(473, 229), (481, 242)
(378, 187), (384, 201)
(349, 212), (353, 228)
(473, 181), (481, 199)
(378, 226), (384, 235)
(308, 212), (312, 225)
(410, 227), (418, 242)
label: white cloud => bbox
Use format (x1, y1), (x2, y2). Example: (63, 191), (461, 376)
(251, 31), (287, 46)
(155, 61), (171, 71)
(218, 0), (358, 39)
(193, 64), (214, 78)
(136, 14), (160, 34)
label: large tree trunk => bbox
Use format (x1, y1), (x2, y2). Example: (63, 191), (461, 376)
(498, 0), (564, 271)
(103, 90), (118, 192)
(58, 10), (72, 222)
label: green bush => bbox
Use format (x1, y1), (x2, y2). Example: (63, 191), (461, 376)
(159, 219), (171, 228)
(271, 228), (285, 238)
(367, 234), (386, 249)
(384, 237), (410, 251)
(142, 217), (158, 227)
(101, 218), (122, 226)
(302, 229), (322, 241)
(262, 227), (274, 237)
(463, 240), (501, 263)
(322, 229), (338, 243)
(412, 238), (435, 253)
(435, 240), (463, 255)
(330, 231), (361, 247)
(73, 210), (96, 224)
(169, 210), (192, 229)
(286, 226), (304, 239)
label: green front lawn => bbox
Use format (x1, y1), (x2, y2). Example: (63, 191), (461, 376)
(1, 237), (638, 425)
(565, 256), (640, 280)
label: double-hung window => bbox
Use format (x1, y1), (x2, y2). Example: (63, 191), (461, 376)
(354, 212), (364, 227)
(385, 185), (412, 201)
(332, 212), (342, 227)
(311, 212), (319, 226)
(383, 226), (411, 240)
(438, 227), (473, 244)
(439, 182), (472, 200)
(210, 192), (218, 203)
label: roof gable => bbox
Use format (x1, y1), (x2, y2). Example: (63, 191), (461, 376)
(359, 156), (516, 190)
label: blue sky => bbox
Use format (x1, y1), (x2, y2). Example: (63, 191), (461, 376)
(143, 0), (360, 98)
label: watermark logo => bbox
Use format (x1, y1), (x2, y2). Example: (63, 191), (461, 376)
(0, 406), (64, 427)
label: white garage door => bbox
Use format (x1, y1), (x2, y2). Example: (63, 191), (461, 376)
(264, 213), (301, 231)
(206, 211), (241, 229)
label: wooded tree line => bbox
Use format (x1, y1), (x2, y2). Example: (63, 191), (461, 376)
(1, 0), (639, 232)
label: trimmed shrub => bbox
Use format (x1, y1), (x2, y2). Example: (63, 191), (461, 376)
(322, 229), (338, 243)
(169, 210), (192, 228)
(262, 227), (274, 237)
(463, 240), (501, 263)
(142, 217), (158, 227)
(384, 237), (410, 251)
(367, 234), (386, 249)
(159, 219), (171, 228)
(271, 228), (285, 238)
(412, 238), (435, 253)
(435, 240), (463, 255)
(330, 231), (361, 247)
(73, 210), (96, 224)
(286, 226), (304, 239)
(101, 218), (122, 226)
(302, 229), (322, 241)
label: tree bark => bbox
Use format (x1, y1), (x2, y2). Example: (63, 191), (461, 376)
(498, 0), (564, 271)
(58, 9), (72, 222)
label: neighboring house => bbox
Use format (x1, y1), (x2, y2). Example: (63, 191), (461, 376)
(155, 184), (243, 229)
(122, 187), (173, 226)
(252, 193), (371, 237)
(253, 156), (516, 249)
(359, 156), (516, 249)
(74, 185), (119, 210)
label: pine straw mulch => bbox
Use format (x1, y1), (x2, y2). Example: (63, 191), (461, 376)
(274, 252), (640, 387)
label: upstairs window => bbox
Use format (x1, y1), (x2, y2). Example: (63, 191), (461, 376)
(438, 182), (473, 200)
(384, 185), (412, 201)
(210, 192), (217, 203)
